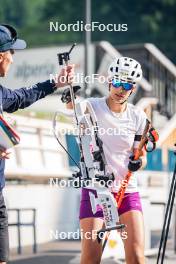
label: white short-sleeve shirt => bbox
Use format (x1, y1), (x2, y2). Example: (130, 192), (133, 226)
(86, 97), (147, 193)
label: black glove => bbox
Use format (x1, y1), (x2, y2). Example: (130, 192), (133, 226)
(61, 85), (81, 104)
(128, 155), (142, 172)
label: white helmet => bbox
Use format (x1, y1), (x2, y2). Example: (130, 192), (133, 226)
(108, 57), (142, 83)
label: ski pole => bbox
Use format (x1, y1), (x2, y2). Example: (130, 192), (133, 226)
(157, 148), (176, 264)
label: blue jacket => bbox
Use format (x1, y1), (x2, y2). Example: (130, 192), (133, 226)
(0, 80), (56, 190)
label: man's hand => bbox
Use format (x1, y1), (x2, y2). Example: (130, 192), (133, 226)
(0, 149), (11, 159)
(55, 64), (75, 88)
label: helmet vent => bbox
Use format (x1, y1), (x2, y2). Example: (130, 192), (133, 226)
(108, 57), (142, 83)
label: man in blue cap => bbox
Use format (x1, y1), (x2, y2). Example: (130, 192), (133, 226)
(0, 24), (74, 263)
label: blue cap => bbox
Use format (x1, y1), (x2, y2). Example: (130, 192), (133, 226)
(0, 24), (26, 52)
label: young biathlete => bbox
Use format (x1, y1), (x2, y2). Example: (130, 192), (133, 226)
(79, 57), (147, 264)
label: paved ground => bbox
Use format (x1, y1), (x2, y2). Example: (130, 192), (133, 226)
(9, 240), (176, 264)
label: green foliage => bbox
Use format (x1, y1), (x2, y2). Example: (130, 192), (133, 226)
(0, 0), (175, 62)
(0, 0), (27, 26)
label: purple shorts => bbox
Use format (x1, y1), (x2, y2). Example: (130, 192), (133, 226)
(79, 188), (142, 219)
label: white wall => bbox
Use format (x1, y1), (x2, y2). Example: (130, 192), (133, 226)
(3, 184), (81, 249)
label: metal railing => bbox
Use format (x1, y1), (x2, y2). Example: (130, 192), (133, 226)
(8, 208), (37, 254)
(116, 43), (176, 118)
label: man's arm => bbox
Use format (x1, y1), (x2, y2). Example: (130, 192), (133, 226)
(1, 65), (74, 113)
(1, 80), (56, 113)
